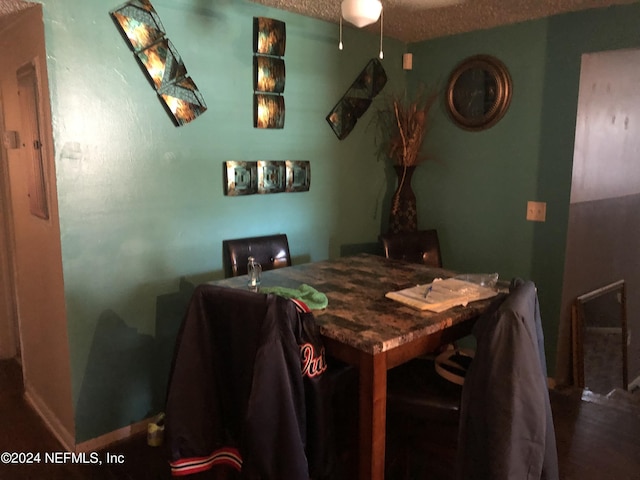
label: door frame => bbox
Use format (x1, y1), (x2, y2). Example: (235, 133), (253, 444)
(0, 90), (21, 360)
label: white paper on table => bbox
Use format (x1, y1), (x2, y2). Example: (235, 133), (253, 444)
(385, 277), (499, 312)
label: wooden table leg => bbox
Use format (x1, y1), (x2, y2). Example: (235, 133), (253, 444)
(358, 351), (387, 480)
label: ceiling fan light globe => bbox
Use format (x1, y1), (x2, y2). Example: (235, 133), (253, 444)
(341, 0), (382, 28)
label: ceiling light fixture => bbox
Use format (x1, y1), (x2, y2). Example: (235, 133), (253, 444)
(339, 0), (384, 59)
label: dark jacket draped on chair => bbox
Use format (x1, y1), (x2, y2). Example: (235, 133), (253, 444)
(164, 284), (333, 479)
(456, 279), (559, 480)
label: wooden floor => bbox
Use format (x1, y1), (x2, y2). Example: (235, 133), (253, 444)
(2, 358), (640, 480)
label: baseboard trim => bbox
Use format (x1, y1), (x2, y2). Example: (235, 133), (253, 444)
(74, 416), (150, 453)
(24, 386), (75, 452)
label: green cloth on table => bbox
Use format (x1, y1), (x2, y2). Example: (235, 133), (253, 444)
(261, 284), (329, 310)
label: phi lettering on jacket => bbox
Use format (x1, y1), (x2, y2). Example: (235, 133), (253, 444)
(300, 344), (328, 378)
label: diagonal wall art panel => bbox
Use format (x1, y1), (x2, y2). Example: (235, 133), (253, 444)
(136, 38), (187, 91)
(111, 0), (165, 52)
(110, 0), (207, 126)
(326, 57), (387, 140)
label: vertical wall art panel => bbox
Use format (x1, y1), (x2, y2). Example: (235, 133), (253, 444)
(253, 17), (286, 56)
(110, 0), (207, 126)
(252, 17), (286, 129)
(254, 94), (285, 129)
(326, 58), (387, 140)
(254, 56), (286, 94)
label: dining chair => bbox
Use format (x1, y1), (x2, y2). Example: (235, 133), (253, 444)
(222, 233), (292, 278)
(386, 279), (559, 480)
(379, 229), (443, 268)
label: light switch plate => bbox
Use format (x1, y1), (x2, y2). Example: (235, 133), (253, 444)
(526, 201), (546, 222)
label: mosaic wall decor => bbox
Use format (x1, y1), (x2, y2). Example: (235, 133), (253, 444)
(253, 17), (286, 129)
(257, 160), (286, 193)
(224, 161), (310, 196)
(285, 160), (311, 192)
(224, 161), (257, 196)
(110, 0), (207, 126)
(326, 58), (387, 140)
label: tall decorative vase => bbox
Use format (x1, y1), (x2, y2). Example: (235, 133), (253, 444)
(388, 165), (418, 234)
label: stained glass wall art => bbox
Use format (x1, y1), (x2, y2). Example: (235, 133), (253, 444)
(111, 0), (165, 52)
(224, 161), (258, 196)
(110, 0), (207, 126)
(257, 161), (286, 194)
(253, 17), (286, 56)
(252, 17), (286, 129)
(326, 58), (387, 140)
(223, 161), (310, 195)
(254, 56), (285, 94)
(254, 94), (285, 129)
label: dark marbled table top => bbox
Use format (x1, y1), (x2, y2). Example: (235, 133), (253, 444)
(207, 253), (499, 355)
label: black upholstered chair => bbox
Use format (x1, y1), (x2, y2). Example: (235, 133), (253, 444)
(222, 234), (292, 278)
(379, 229), (442, 268)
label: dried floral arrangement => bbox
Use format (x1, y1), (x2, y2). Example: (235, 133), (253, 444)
(373, 87), (438, 167)
(372, 86), (438, 233)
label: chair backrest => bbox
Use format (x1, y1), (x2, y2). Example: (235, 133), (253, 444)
(222, 234), (292, 278)
(379, 229), (442, 268)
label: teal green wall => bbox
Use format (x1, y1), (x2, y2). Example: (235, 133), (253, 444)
(39, 0), (640, 442)
(40, 0), (405, 442)
(408, 4), (640, 376)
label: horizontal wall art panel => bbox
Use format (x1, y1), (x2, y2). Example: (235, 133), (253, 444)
(285, 161), (310, 192)
(224, 161), (257, 196)
(257, 161), (286, 194)
(223, 161), (310, 196)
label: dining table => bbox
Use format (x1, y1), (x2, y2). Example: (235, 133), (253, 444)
(206, 253), (504, 480)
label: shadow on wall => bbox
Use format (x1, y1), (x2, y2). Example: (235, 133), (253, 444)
(339, 242), (384, 257)
(74, 280), (194, 442)
(75, 309), (155, 442)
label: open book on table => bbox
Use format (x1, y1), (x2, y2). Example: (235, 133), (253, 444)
(385, 277), (499, 313)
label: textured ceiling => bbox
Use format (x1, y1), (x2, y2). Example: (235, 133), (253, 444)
(0, 0), (634, 42)
(251, 0), (636, 43)
(0, 0), (32, 17)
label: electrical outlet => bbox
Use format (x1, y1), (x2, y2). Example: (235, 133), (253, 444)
(526, 201), (546, 222)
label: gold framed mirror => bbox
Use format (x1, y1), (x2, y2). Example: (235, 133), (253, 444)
(572, 279), (628, 393)
(445, 55), (512, 131)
